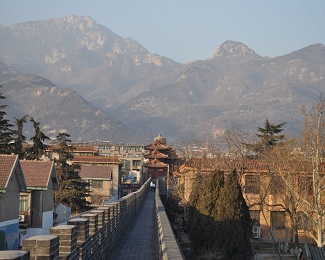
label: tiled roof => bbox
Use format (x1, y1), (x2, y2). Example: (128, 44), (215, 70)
(144, 158), (168, 168)
(303, 243), (325, 260)
(79, 165), (112, 179)
(144, 139), (171, 151)
(72, 146), (98, 152)
(70, 156), (122, 164)
(20, 160), (54, 188)
(0, 155), (19, 190)
(144, 149), (169, 159)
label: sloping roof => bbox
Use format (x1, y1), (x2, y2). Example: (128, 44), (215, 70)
(70, 155), (122, 164)
(144, 158), (168, 168)
(0, 154), (26, 192)
(301, 243), (325, 260)
(20, 160), (55, 189)
(79, 165), (112, 179)
(72, 145), (98, 153)
(144, 149), (169, 159)
(144, 139), (171, 151)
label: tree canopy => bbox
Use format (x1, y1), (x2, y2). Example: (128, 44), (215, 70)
(54, 132), (91, 213)
(188, 169), (252, 259)
(0, 85), (13, 154)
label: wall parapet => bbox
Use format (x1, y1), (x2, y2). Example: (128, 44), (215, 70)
(156, 180), (184, 260)
(0, 179), (150, 260)
(0, 178), (184, 259)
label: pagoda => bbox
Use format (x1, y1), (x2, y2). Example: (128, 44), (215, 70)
(143, 134), (182, 180)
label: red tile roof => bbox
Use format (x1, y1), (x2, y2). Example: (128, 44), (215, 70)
(144, 149), (169, 159)
(72, 146), (98, 152)
(70, 156), (122, 164)
(20, 160), (54, 188)
(0, 155), (19, 190)
(144, 139), (171, 151)
(79, 165), (112, 179)
(144, 158), (168, 168)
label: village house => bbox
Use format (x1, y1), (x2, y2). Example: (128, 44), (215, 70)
(69, 155), (122, 200)
(19, 160), (58, 246)
(0, 155), (27, 250)
(78, 165), (112, 206)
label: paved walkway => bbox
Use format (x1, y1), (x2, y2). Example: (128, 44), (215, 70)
(111, 189), (158, 260)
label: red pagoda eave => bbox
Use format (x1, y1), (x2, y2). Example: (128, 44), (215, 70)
(144, 158), (168, 168)
(144, 140), (171, 151)
(144, 149), (169, 159)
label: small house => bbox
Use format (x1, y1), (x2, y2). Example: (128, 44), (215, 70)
(0, 155), (26, 250)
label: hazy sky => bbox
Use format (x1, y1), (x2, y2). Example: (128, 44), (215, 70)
(1, 1), (324, 63)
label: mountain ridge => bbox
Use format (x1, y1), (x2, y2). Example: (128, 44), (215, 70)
(0, 16), (324, 143)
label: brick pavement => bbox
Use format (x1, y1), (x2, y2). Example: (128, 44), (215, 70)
(111, 189), (158, 260)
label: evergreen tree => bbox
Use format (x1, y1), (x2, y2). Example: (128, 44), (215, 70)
(54, 132), (91, 213)
(188, 170), (225, 256)
(248, 118), (286, 157)
(256, 118), (286, 149)
(13, 115), (27, 159)
(27, 117), (50, 160)
(216, 170), (253, 259)
(0, 85), (13, 154)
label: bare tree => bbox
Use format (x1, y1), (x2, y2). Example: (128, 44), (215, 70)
(299, 95), (325, 247)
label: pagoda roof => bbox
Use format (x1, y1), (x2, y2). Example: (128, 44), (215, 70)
(144, 149), (169, 159)
(144, 158), (168, 168)
(144, 139), (171, 151)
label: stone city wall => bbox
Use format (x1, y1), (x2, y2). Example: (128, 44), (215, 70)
(0, 178), (184, 260)
(0, 179), (150, 260)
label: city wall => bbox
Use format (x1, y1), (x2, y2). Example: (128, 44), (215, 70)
(0, 178), (183, 259)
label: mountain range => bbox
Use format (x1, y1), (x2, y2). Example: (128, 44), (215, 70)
(0, 15), (324, 144)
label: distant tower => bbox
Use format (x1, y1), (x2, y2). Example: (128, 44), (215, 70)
(154, 134), (166, 145)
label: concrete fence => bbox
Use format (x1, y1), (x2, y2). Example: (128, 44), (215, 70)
(0, 179), (150, 260)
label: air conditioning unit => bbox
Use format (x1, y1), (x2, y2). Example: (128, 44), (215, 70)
(252, 225), (261, 239)
(19, 214), (26, 223)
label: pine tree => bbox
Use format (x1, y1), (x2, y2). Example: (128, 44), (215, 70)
(13, 115), (27, 159)
(0, 85), (13, 154)
(247, 118), (286, 158)
(27, 117), (50, 160)
(216, 170), (253, 259)
(256, 118), (286, 149)
(54, 132), (91, 213)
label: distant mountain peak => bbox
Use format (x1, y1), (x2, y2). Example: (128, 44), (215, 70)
(212, 40), (259, 59)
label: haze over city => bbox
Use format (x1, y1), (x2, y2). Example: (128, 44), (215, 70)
(1, 0), (325, 63)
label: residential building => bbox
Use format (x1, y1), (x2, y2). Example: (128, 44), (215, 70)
(176, 157), (320, 244)
(79, 165), (112, 206)
(0, 155), (26, 250)
(97, 143), (144, 183)
(69, 156), (122, 199)
(19, 160), (59, 246)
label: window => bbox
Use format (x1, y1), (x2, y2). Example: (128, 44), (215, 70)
(271, 211), (286, 229)
(297, 212), (312, 231)
(298, 176), (313, 197)
(92, 180), (103, 188)
(269, 175), (285, 195)
(250, 210), (260, 226)
(19, 195), (28, 212)
(244, 175), (260, 194)
(132, 160), (141, 167)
